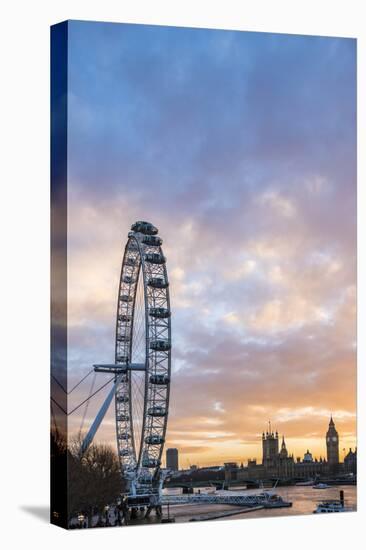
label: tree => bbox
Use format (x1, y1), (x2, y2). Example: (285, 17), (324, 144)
(68, 436), (123, 524)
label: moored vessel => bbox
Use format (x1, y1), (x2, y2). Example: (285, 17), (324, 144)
(313, 500), (351, 513)
(313, 482), (331, 489)
(313, 490), (351, 513)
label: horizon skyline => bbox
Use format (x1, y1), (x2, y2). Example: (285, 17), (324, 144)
(62, 21), (357, 467)
(68, 406), (356, 467)
(161, 415), (356, 469)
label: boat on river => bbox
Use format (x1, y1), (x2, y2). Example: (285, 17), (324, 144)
(261, 492), (292, 508)
(313, 490), (351, 513)
(313, 482), (331, 489)
(256, 480), (292, 508)
(313, 500), (351, 513)
(295, 479), (314, 486)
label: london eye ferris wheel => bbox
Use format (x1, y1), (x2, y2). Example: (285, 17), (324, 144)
(114, 221), (171, 486)
(80, 221), (171, 494)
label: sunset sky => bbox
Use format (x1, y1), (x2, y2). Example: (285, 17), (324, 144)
(65, 21), (356, 467)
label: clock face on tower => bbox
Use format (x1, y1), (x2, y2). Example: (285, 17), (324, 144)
(327, 437), (330, 443)
(332, 436), (337, 442)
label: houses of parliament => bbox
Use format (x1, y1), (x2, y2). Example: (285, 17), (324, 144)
(226, 416), (357, 483)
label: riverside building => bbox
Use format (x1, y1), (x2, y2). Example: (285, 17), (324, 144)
(225, 417), (357, 484)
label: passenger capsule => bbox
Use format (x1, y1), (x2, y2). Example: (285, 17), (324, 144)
(149, 374), (170, 385)
(149, 307), (170, 319)
(145, 435), (165, 445)
(117, 334), (130, 342)
(116, 394), (129, 403)
(120, 294), (133, 303)
(142, 235), (162, 247)
(118, 314), (131, 323)
(142, 457), (161, 468)
(117, 414), (130, 422)
(147, 277), (169, 289)
(131, 221), (158, 235)
(150, 339), (171, 352)
(147, 405), (167, 417)
(144, 253), (166, 265)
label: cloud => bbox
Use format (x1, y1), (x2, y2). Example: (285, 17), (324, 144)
(63, 22), (356, 465)
(257, 191), (297, 218)
(273, 407), (356, 423)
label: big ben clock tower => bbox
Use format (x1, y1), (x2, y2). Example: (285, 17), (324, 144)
(326, 415), (339, 466)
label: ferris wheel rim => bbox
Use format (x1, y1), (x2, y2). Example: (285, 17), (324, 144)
(114, 223), (171, 481)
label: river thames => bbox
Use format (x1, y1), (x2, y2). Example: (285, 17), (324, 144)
(73, 484), (356, 527)
(160, 485), (357, 523)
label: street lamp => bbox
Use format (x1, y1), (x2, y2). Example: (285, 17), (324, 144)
(77, 514), (85, 528)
